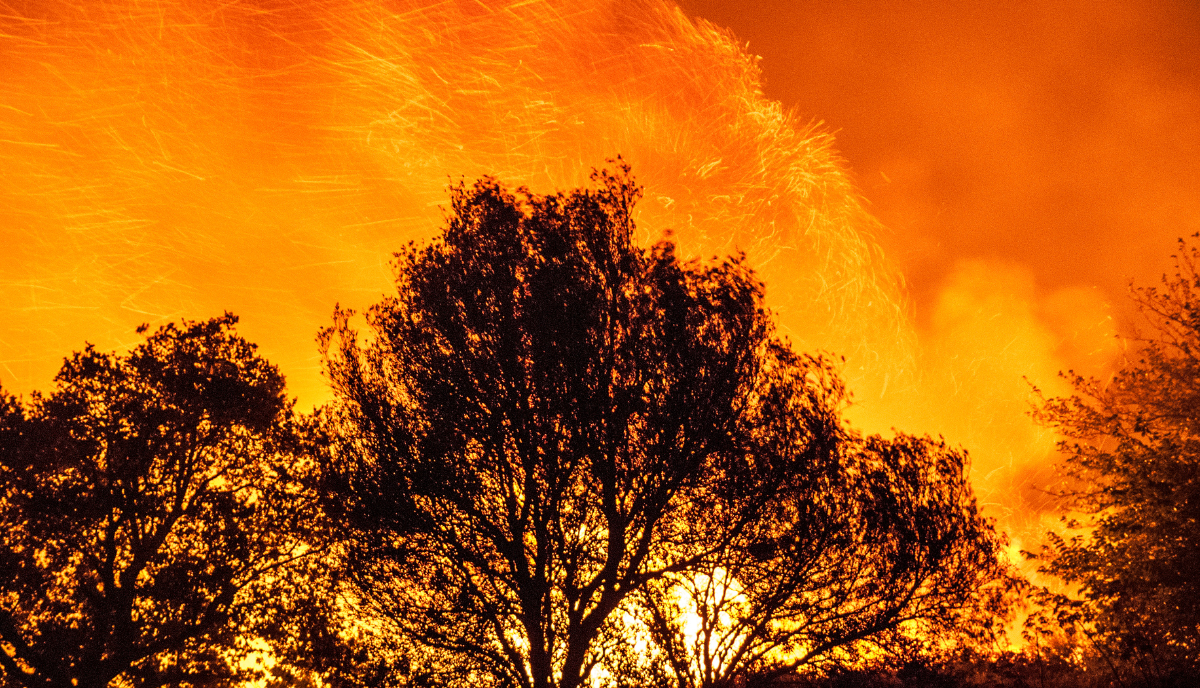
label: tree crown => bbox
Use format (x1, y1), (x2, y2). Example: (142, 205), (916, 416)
(0, 314), (325, 688)
(1031, 235), (1200, 684)
(320, 163), (1005, 688)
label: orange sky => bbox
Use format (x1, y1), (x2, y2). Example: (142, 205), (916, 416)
(673, 0), (1200, 552)
(680, 0), (1200, 333)
(3, 0), (1195, 550)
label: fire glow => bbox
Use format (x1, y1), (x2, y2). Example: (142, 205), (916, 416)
(0, 0), (1160, 552)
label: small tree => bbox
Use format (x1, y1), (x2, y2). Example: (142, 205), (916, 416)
(320, 164), (1004, 688)
(0, 315), (327, 688)
(1033, 236), (1200, 686)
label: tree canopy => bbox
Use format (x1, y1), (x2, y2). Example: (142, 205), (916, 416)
(0, 314), (327, 688)
(319, 163), (1005, 688)
(1033, 236), (1200, 686)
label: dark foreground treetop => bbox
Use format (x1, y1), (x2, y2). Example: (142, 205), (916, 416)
(319, 162), (1006, 688)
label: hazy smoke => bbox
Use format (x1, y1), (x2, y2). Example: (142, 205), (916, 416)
(2, 0), (1110, 545)
(1, 0), (909, 406)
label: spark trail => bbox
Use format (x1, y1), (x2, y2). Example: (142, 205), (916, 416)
(0, 0), (1081, 549)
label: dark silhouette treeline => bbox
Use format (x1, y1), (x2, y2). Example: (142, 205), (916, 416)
(0, 164), (1195, 688)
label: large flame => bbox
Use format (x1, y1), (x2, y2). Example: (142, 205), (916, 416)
(0, 0), (1113, 547)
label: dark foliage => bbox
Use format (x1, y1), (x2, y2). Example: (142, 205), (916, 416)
(1031, 235), (1200, 686)
(0, 315), (329, 688)
(320, 163), (1006, 688)
(636, 432), (1007, 688)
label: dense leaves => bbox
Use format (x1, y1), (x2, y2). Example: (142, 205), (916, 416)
(320, 164), (1005, 688)
(1032, 236), (1200, 686)
(0, 315), (327, 688)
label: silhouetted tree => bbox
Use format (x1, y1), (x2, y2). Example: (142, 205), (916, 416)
(320, 163), (1005, 688)
(0, 315), (327, 688)
(1032, 236), (1200, 687)
(637, 433), (1006, 688)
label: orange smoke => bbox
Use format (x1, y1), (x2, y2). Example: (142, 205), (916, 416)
(1, 0), (1154, 551)
(678, 0), (1200, 308)
(678, 0), (1199, 550)
(1, 0), (905, 410)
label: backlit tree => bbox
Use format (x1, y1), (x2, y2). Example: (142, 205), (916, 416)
(0, 315), (328, 688)
(320, 163), (1005, 688)
(1033, 236), (1200, 686)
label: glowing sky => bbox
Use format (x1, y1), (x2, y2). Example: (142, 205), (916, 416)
(4, 0), (1195, 551)
(677, 0), (1200, 549)
(682, 0), (1200, 334)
